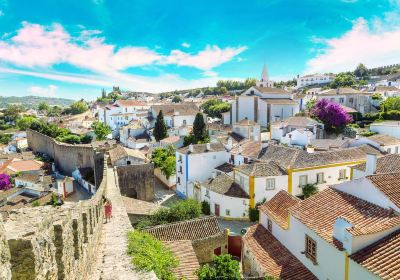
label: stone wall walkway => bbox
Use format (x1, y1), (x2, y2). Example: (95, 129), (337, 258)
(89, 166), (156, 280)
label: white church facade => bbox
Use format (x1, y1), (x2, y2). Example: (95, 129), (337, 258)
(223, 65), (300, 127)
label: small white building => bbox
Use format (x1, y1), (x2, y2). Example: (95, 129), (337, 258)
(108, 145), (147, 167)
(296, 73), (335, 89)
(350, 134), (400, 154)
(150, 103), (200, 129)
(199, 173), (249, 219)
(175, 142), (229, 199)
(369, 121), (400, 139)
(232, 119), (261, 141)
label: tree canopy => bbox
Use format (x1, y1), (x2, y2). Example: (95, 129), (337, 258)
(65, 101), (88, 115)
(16, 116), (37, 130)
(91, 121), (111, 140)
(151, 146), (176, 179)
(171, 96), (182, 103)
(153, 110), (168, 141)
(311, 99), (352, 132)
(201, 99), (230, 118)
(38, 102), (50, 112)
(196, 254), (241, 280)
(354, 63), (369, 78)
(330, 72), (356, 88)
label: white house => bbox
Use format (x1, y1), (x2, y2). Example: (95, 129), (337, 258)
(270, 116), (324, 147)
(350, 134), (400, 154)
(199, 173), (250, 219)
(175, 142), (229, 199)
(243, 170), (400, 279)
(97, 99), (150, 131)
(108, 145), (147, 167)
(150, 103), (200, 129)
(232, 119), (261, 141)
(369, 121), (400, 139)
(296, 73), (335, 89)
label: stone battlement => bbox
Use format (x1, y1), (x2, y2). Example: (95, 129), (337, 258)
(0, 161), (108, 280)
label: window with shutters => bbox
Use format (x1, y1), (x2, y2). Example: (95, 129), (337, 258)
(305, 235), (317, 264)
(266, 178), (275, 190)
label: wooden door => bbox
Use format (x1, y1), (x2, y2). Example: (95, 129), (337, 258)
(215, 204), (220, 216)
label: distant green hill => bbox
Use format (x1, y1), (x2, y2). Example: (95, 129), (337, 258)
(0, 96), (75, 109)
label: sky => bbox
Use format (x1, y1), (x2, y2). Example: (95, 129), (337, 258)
(0, 0), (399, 100)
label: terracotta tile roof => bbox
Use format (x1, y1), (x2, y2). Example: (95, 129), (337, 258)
(0, 159), (44, 173)
(164, 240), (200, 280)
(374, 86), (400, 92)
(243, 224), (317, 280)
(215, 162), (235, 173)
(319, 87), (367, 96)
(160, 135), (180, 144)
(115, 100), (147, 107)
(367, 172), (400, 208)
(152, 103), (199, 116)
(367, 134), (400, 146)
(230, 140), (263, 158)
(310, 138), (351, 151)
(271, 116), (321, 127)
(350, 229), (400, 280)
(253, 86), (291, 94)
(261, 98), (298, 105)
(290, 188), (400, 246)
(143, 216), (223, 241)
(351, 154), (400, 173)
(177, 142), (225, 155)
(0, 188), (21, 200)
(258, 145), (300, 168)
(236, 162), (287, 177)
(202, 173), (249, 199)
(259, 191), (300, 229)
(108, 145), (146, 165)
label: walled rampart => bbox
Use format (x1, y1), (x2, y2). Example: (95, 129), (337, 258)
(26, 129), (104, 186)
(0, 161), (108, 279)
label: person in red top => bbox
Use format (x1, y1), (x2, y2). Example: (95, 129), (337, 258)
(104, 198), (112, 223)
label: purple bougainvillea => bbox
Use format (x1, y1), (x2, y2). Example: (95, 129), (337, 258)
(311, 99), (353, 131)
(0, 173), (11, 191)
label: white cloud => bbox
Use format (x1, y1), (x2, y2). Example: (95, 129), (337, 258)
(28, 85), (58, 97)
(305, 17), (400, 74)
(0, 22), (246, 73)
(181, 42), (190, 48)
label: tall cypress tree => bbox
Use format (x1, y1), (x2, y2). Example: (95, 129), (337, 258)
(154, 110), (168, 141)
(193, 113), (207, 143)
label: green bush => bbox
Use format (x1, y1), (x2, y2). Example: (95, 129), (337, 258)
(248, 199), (266, 222)
(136, 199), (201, 229)
(201, 200), (211, 215)
(359, 131), (377, 137)
(127, 231), (178, 280)
(151, 146), (176, 179)
(196, 254), (241, 280)
(302, 184), (318, 199)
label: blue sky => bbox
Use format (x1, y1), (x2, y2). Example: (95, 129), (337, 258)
(0, 0), (399, 100)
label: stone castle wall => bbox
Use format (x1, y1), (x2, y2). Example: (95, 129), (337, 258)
(0, 161), (108, 280)
(26, 129), (104, 186)
(192, 231), (228, 264)
(116, 163), (155, 202)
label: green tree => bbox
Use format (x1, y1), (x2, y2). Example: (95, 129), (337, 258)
(38, 102), (50, 112)
(220, 86), (228, 95)
(330, 72), (356, 88)
(201, 99), (230, 118)
(67, 101), (88, 115)
(16, 116), (36, 130)
(153, 110), (168, 141)
(0, 134), (12, 145)
(151, 146), (176, 179)
(127, 231), (178, 280)
(354, 63), (369, 78)
(302, 183), (318, 198)
(171, 96), (182, 103)
(380, 96), (400, 111)
(91, 121), (111, 140)
(196, 254), (241, 280)
(3, 104), (24, 122)
(48, 106), (62, 117)
(193, 113), (207, 143)
(101, 88), (107, 98)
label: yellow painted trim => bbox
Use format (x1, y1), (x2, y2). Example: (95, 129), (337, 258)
(223, 217), (249, 222)
(344, 252), (349, 280)
(287, 213), (291, 230)
(288, 169), (293, 194)
(249, 175), (255, 208)
(350, 168), (354, 180)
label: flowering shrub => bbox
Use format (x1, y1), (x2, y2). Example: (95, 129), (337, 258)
(311, 99), (353, 132)
(0, 173), (11, 190)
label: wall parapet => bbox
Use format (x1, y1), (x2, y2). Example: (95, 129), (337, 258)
(0, 159), (108, 280)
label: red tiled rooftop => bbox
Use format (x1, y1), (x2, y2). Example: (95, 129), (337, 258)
(164, 240), (200, 280)
(243, 224), (316, 280)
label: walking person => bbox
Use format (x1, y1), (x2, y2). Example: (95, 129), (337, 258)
(104, 198), (112, 223)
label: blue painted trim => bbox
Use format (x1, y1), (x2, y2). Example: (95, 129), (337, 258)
(176, 190), (186, 199)
(185, 154), (189, 182)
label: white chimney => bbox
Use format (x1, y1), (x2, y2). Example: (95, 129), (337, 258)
(227, 137), (233, 150)
(355, 133), (360, 140)
(366, 153), (377, 175)
(206, 143), (211, 151)
(189, 144), (193, 153)
(306, 145), (315, 153)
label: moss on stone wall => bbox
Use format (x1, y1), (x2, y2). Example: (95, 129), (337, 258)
(8, 239), (36, 280)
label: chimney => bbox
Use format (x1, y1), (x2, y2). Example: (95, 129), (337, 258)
(355, 133), (360, 140)
(206, 143), (211, 151)
(227, 137), (233, 150)
(306, 145), (315, 153)
(238, 144), (243, 154)
(366, 153), (377, 175)
(189, 144), (193, 153)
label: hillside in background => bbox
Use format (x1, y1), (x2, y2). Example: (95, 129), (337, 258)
(0, 95), (75, 109)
